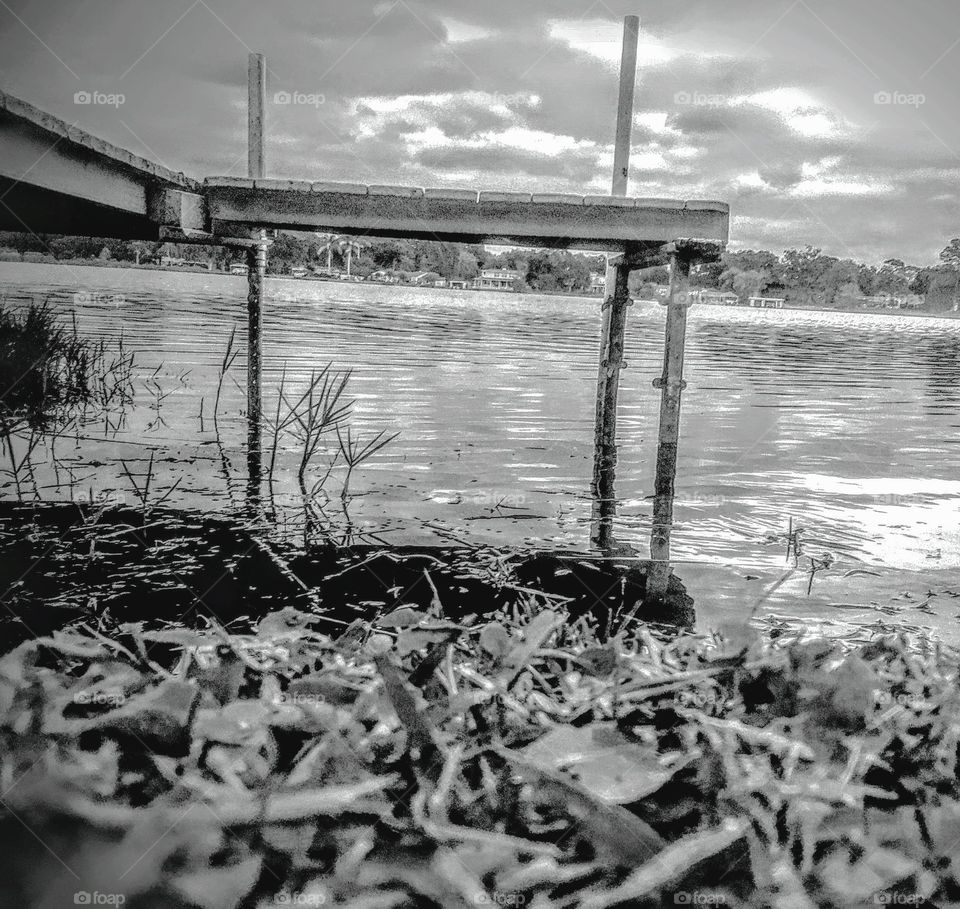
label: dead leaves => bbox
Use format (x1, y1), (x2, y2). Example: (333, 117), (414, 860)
(0, 610), (958, 907)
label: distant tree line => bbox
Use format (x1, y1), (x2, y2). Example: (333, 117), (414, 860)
(5, 229), (960, 309)
(0, 231), (608, 294)
(647, 242), (960, 312)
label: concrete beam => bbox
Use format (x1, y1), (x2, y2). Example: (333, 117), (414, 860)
(0, 90), (202, 239)
(609, 238), (726, 270)
(148, 188), (207, 232)
(205, 178), (730, 252)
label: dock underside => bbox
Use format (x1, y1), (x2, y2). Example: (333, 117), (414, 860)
(0, 91), (728, 253)
(0, 177), (160, 239)
(204, 179), (730, 252)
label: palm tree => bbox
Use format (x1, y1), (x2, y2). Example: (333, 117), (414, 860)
(315, 233), (337, 272)
(337, 236), (364, 277)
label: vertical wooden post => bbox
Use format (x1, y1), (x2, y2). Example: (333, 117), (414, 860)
(246, 242), (266, 494)
(594, 264), (632, 459)
(648, 251), (692, 602)
(247, 53), (266, 499)
(611, 15), (640, 198)
(248, 53), (266, 180)
(591, 262), (631, 549)
(592, 15), (640, 546)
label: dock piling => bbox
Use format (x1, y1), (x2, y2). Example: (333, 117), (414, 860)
(248, 53), (266, 180)
(611, 15), (640, 197)
(592, 15), (640, 548)
(246, 240), (266, 495)
(246, 53), (267, 499)
(647, 249), (693, 602)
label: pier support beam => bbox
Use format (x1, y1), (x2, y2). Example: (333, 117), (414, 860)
(591, 263), (632, 548)
(590, 14), (639, 552)
(246, 239), (266, 497)
(647, 250), (693, 603)
(246, 53), (267, 501)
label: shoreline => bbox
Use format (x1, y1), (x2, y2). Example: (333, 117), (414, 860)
(4, 258), (956, 316)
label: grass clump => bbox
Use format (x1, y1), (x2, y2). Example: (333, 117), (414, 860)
(0, 301), (99, 427)
(0, 599), (957, 908)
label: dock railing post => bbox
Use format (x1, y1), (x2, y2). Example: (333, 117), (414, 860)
(246, 53), (267, 500)
(592, 14), (639, 548)
(647, 248), (693, 602)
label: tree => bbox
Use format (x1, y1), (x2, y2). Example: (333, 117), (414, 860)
(129, 241), (160, 266)
(781, 246), (837, 306)
(938, 239), (960, 310)
(872, 259), (910, 298)
(857, 265), (878, 297)
(337, 237), (363, 276)
(268, 233), (311, 274)
(316, 234), (338, 271)
(732, 269), (766, 302)
(692, 261), (724, 289)
(524, 250), (592, 293)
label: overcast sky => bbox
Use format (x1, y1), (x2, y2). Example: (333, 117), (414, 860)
(2, 0), (959, 264)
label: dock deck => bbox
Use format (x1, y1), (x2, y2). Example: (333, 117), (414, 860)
(204, 178), (729, 251)
(0, 90), (728, 252)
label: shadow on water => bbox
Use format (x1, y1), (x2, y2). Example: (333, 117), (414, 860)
(0, 499), (694, 649)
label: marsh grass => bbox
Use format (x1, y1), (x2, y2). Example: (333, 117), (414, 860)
(0, 300), (134, 429)
(0, 300), (135, 498)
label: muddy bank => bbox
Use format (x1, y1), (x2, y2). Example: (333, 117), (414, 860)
(0, 501), (693, 648)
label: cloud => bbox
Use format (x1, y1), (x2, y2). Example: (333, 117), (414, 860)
(1, 0), (959, 261)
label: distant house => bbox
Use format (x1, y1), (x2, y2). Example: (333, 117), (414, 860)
(368, 270), (401, 284)
(411, 272), (443, 286)
(589, 273), (606, 295)
(897, 295), (924, 309)
(697, 291), (740, 306)
(748, 296), (785, 309)
(447, 279), (470, 290)
(229, 262), (248, 276)
(473, 268), (519, 291)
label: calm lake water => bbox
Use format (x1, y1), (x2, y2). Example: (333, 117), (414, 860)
(3, 261), (960, 637)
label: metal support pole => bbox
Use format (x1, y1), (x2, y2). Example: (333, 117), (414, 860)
(591, 263), (632, 549)
(592, 15), (640, 548)
(246, 242), (266, 495)
(594, 264), (632, 460)
(246, 53), (267, 500)
(647, 252), (692, 603)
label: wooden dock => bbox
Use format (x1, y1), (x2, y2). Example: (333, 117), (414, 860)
(0, 90), (727, 253)
(203, 178), (728, 251)
(0, 91), (203, 239)
(0, 16), (731, 611)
